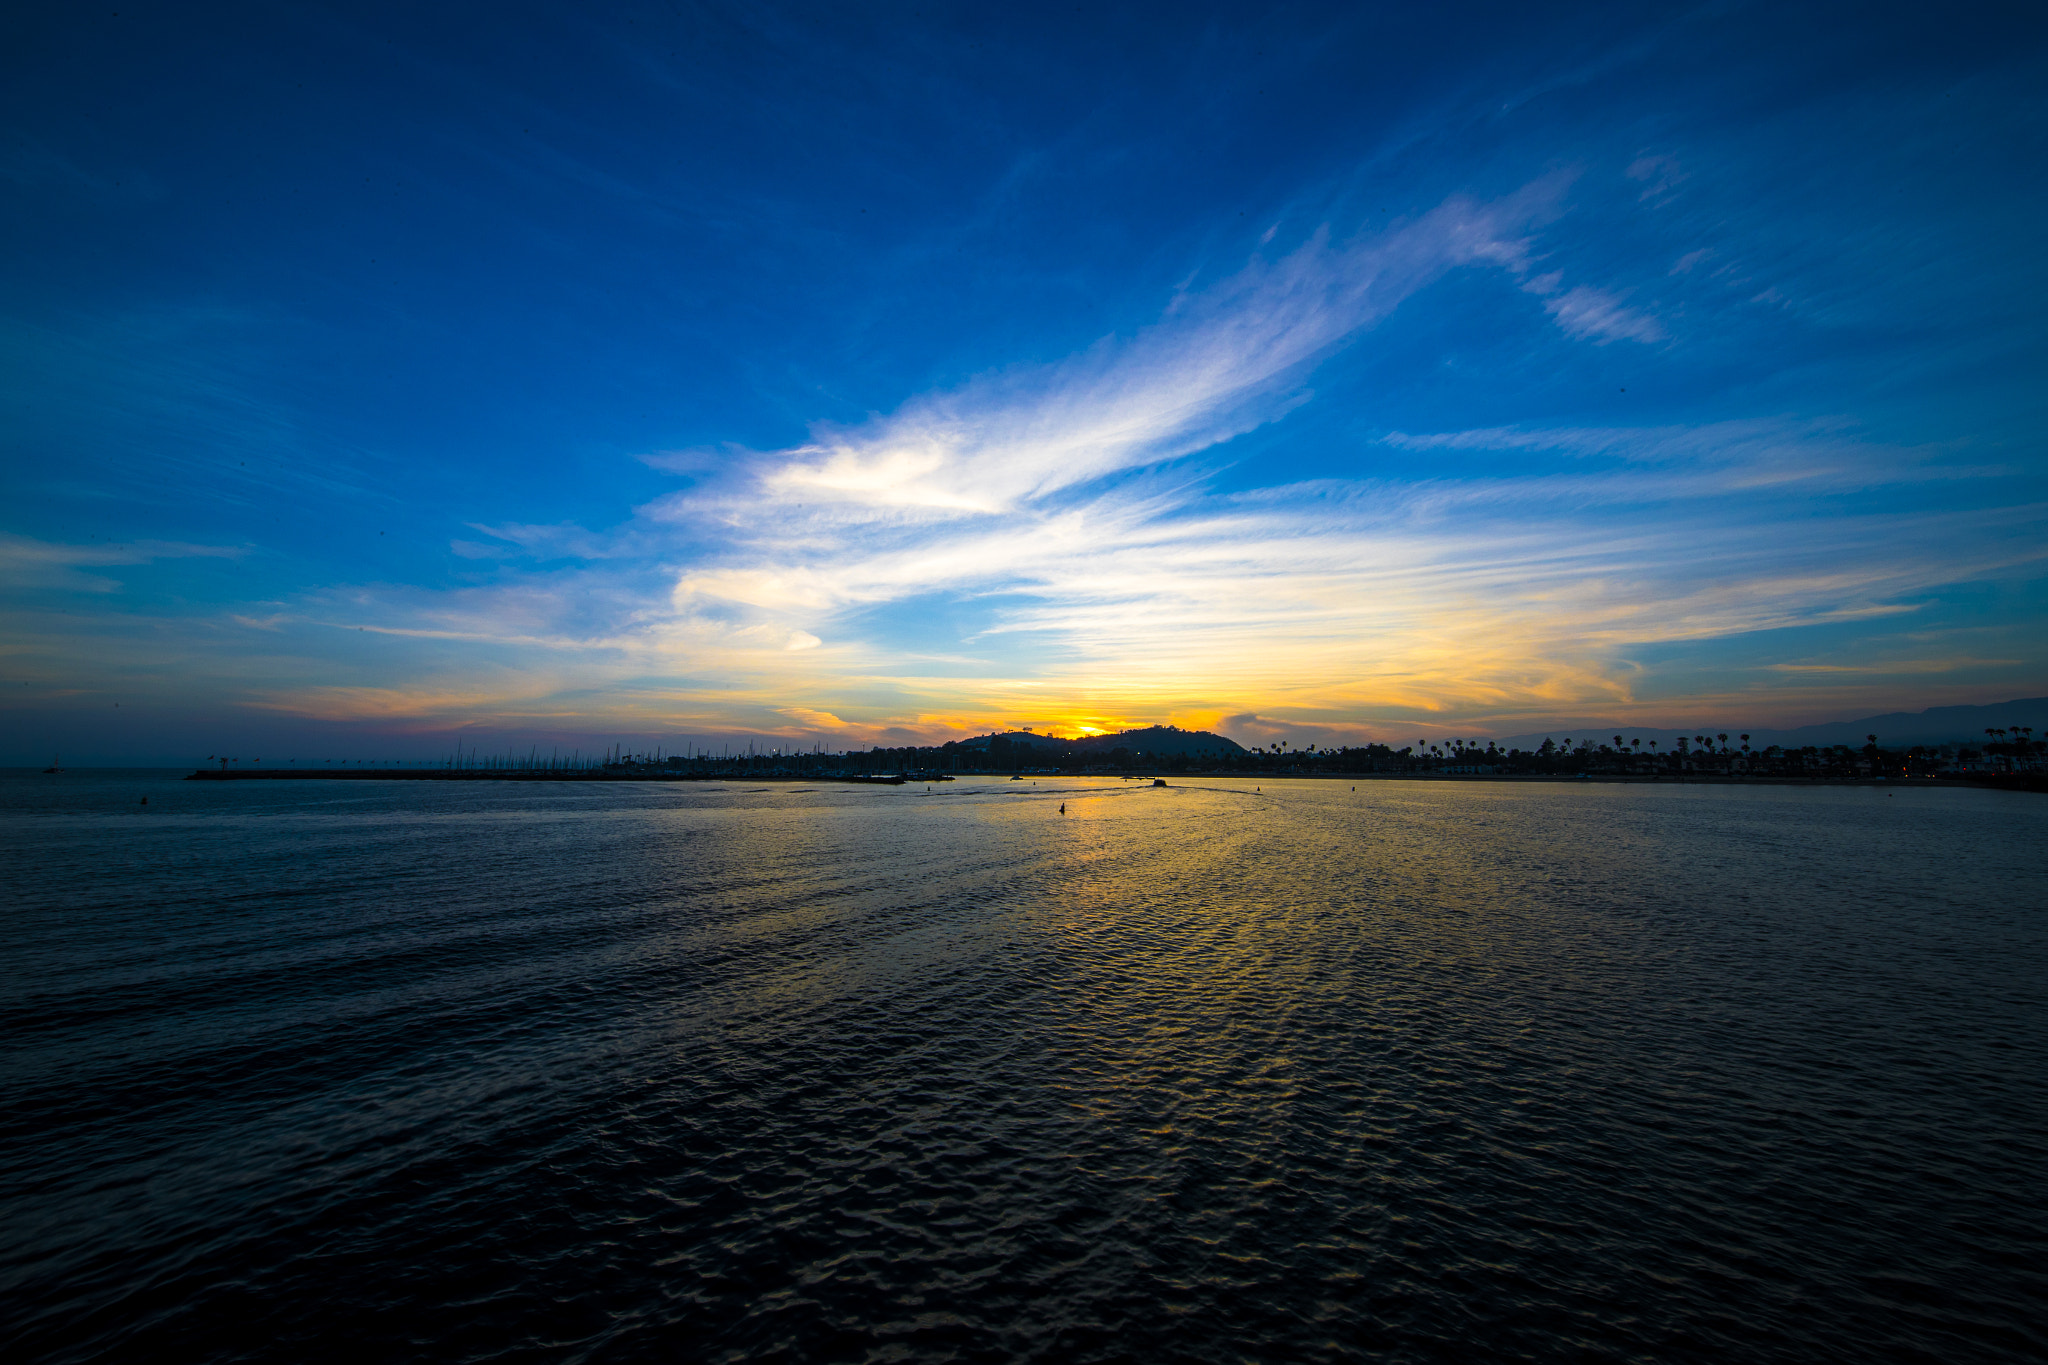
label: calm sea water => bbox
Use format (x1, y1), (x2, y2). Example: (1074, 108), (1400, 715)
(3, 771), (2044, 1363)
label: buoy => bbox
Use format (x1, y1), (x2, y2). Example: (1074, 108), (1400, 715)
(139, 796), (148, 805)
(1059, 803), (1065, 814)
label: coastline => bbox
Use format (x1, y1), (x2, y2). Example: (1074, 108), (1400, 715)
(174, 768), (2047, 793)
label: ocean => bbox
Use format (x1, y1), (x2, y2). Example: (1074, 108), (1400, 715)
(3, 770), (2043, 1363)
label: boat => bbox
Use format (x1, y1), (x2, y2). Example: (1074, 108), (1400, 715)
(41, 755), (61, 773)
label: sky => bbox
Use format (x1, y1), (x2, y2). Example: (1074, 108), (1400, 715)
(3, 1), (2045, 762)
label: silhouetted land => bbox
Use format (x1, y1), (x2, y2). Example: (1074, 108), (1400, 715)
(184, 724), (2046, 793)
(187, 769), (926, 785)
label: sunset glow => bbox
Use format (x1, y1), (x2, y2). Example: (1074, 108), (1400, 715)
(3, 7), (2042, 762)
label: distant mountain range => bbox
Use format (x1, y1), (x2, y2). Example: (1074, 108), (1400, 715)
(1491, 697), (2048, 752)
(952, 725), (1246, 759)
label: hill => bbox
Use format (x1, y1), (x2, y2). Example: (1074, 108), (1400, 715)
(950, 724), (1246, 760)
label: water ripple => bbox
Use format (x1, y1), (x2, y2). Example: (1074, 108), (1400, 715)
(2, 773), (2043, 1363)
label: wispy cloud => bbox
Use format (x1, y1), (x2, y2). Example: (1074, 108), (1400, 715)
(1537, 284), (1666, 343)
(665, 179), (1575, 524)
(466, 522), (621, 559)
(0, 533), (242, 593)
(1520, 269), (1665, 343)
(1626, 153), (1686, 205)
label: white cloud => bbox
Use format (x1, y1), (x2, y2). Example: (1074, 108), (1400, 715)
(87, 183), (2031, 743)
(664, 179), (1571, 524)
(302, 410), (2035, 744)
(1538, 284), (1666, 343)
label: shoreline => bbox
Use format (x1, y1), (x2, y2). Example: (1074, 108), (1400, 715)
(175, 768), (2046, 793)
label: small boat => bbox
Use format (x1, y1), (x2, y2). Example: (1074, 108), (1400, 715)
(1152, 778), (1167, 787)
(41, 755), (61, 773)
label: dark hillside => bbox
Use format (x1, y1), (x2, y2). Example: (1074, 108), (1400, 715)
(950, 724), (1244, 762)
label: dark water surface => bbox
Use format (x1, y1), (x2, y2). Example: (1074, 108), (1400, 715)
(3, 771), (2044, 1363)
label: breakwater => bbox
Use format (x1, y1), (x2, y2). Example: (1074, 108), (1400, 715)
(185, 768), (929, 784)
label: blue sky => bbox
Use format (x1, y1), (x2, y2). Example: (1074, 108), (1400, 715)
(3, 1), (2044, 761)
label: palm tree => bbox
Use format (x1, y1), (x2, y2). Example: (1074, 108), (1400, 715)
(1740, 733), (1750, 752)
